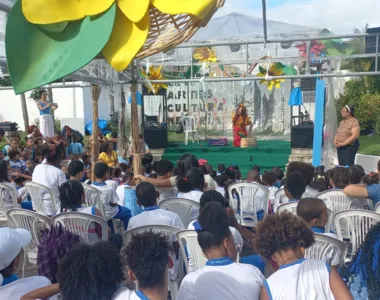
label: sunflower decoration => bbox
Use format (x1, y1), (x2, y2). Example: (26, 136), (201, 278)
(140, 65), (168, 94)
(6, 0), (221, 93)
(193, 47), (218, 63)
(257, 63), (285, 91)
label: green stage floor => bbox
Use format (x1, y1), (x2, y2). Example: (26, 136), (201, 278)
(162, 140), (291, 177)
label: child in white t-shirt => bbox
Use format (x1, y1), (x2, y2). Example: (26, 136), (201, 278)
(255, 212), (352, 300)
(297, 198), (342, 268)
(113, 231), (173, 300)
(91, 162), (131, 233)
(156, 160), (177, 202)
(262, 171), (279, 213)
(178, 202), (264, 300)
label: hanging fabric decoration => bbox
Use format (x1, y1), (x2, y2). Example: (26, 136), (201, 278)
(288, 82), (303, 106)
(140, 65), (168, 95)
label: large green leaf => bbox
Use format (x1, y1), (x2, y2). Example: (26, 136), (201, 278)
(6, 1), (116, 94)
(283, 66), (297, 75)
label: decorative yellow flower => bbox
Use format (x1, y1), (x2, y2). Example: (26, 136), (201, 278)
(21, 0), (216, 71)
(257, 63), (285, 91)
(193, 47), (218, 62)
(141, 65), (168, 94)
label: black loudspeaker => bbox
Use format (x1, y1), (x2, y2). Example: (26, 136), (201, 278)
(144, 128), (168, 149)
(366, 27), (380, 53)
(291, 123), (314, 149)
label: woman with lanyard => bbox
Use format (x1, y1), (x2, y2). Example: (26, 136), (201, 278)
(334, 105), (360, 167)
(36, 90), (58, 138)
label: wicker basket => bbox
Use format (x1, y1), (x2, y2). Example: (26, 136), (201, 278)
(136, 0), (225, 59)
(241, 137), (257, 148)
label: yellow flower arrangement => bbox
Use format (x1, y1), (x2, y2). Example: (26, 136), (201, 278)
(141, 65), (168, 94)
(21, 0), (216, 72)
(193, 47), (218, 62)
(257, 63), (285, 91)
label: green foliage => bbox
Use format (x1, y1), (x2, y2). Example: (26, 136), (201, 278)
(0, 76), (12, 87)
(355, 94), (380, 133)
(29, 89), (41, 101)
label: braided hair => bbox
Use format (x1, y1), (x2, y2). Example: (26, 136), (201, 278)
(340, 223), (380, 299)
(59, 180), (85, 212)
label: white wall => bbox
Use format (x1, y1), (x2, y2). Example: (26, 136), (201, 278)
(0, 82), (133, 134)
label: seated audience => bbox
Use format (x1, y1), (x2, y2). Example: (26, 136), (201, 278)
(113, 231), (172, 300)
(178, 202), (264, 300)
(98, 143), (118, 168)
(59, 180), (104, 242)
(344, 162), (380, 206)
(113, 167), (122, 185)
(286, 161), (315, 187)
(0, 227), (56, 300)
(216, 174), (229, 197)
(283, 171), (306, 203)
(3, 137), (20, 157)
(246, 170), (263, 185)
(32, 143), (67, 215)
(200, 163), (217, 190)
(156, 160), (177, 201)
(8, 150), (23, 171)
(21, 242), (123, 300)
(217, 163), (225, 176)
(92, 162), (131, 233)
(331, 167), (350, 189)
(272, 167), (284, 188)
(297, 198), (342, 268)
(116, 172), (142, 217)
(255, 212), (352, 299)
(67, 160), (85, 182)
(262, 171), (279, 210)
(128, 182), (184, 281)
(310, 166), (330, 192)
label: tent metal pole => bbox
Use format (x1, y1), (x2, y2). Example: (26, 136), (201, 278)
(305, 42), (311, 74)
(133, 71), (380, 84)
(0, 84), (92, 91)
(376, 36), (379, 71)
(175, 33), (379, 48)
(0, 2), (11, 13)
(261, 0), (268, 42)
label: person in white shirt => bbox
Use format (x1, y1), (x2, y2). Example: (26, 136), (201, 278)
(177, 167), (204, 220)
(178, 202), (264, 300)
(113, 231), (172, 300)
(92, 162), (131, 233)
(0, 227), (56, 300)
(32, 143), (67, 215)
(156, 160), (177, 202)
(128, 182), (184, 280)
(297, 198), (342, 268)
(255, 212), (352, 300)
(199, 163), (217, 190)
(262, 171), (279, 212)
(21, 242), (123, 300)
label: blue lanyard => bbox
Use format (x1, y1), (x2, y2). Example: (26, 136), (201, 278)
(206, 257), (234, 266)
(136, 290), (150, 300)
(143, 206), (160, 211)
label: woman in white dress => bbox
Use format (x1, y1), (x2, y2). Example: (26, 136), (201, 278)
(36, 90), (58, 138)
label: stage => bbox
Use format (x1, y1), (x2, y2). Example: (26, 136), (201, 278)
(162, 140), (291, 176)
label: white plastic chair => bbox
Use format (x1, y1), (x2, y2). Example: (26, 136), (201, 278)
(0, 183), (19, 223)
(375, 202), (380, 214)
(305, 233), (348, 267)
(277, 202), (298, 214)
(228, 182), (269, 227)
(24, 181), (57, 216)
(182, 116), (199, 145)
(274, 187), (319, 212)
(159, 198), (200, 227)
(123, 225), (183, 300)
(177, 230), (207, 273)
(82, 183), (104, 216)
(334, 210), (380, 255)
(52, 212), (109, 244)
(317, 190), (355, 235)
(7, 209), (52, 277)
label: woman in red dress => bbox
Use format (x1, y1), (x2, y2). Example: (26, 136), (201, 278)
(232, 104), (253, 147)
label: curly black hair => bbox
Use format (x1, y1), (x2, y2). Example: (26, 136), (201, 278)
(286, 162), (315, 186)
(58, 242), (123, 300)
(332, 167), (350, 189)
(197, 202), (231, 251)
(362, 173), (380, 185)
(340, 222), (380, 299)
(122, 231), (171, 289)
(348, 165), (366, 184)
(284, 171), (306, 199)
(255, 212), (315, 259)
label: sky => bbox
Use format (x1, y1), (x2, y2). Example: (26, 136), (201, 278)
(215, 0), (380, 33)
